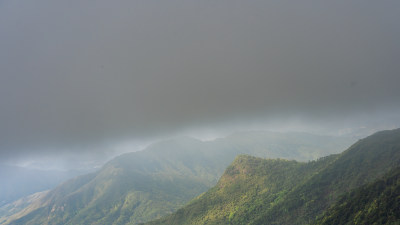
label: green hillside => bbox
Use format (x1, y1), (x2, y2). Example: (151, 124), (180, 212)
(315, 167), (400, 225)
(146, 128), (400, 225)
(146, 155), (338, 225)
(1, 132), (352, 225)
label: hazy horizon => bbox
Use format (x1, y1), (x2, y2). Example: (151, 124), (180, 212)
(0, 127), (392, 171)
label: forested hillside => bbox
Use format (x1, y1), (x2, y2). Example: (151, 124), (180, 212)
(146, 155), (338, 225)
(146, 129), (400, 225)
(315, 166), (400, 225)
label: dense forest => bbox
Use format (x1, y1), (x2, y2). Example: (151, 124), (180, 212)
(315, 166), (400, 225)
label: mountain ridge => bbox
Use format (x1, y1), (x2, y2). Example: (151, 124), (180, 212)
(0, 131), (353, 225)
(145, 128), (400, 225)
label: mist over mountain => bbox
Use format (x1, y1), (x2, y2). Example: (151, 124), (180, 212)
(0, 165), (89, 207)
(1, 0), (399, 224)
(0, 131), (352, 225)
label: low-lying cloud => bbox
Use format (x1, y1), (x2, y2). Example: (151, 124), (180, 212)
(1, 0), (399, 163)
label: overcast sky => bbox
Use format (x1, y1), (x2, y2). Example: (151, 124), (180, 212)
(1, 0), (399, 167)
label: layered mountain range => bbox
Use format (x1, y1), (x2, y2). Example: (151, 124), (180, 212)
(5, 129), (400, 224)
(0, 132), (353, 225)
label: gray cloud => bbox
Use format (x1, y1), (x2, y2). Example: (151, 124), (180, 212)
(1, 0), (400, 161)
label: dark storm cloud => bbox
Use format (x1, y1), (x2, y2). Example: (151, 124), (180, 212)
(1, 0), (399, 159)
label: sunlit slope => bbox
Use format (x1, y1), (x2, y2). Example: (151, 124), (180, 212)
(146, 129), (400, 225)
(2, 132), (353, 225)
(145, 155), (337, 225)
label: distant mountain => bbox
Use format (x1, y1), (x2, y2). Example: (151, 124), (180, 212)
(0, 165), (86, 207)
(0, 132), (353, 225)
(146, 128), (400, 225)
